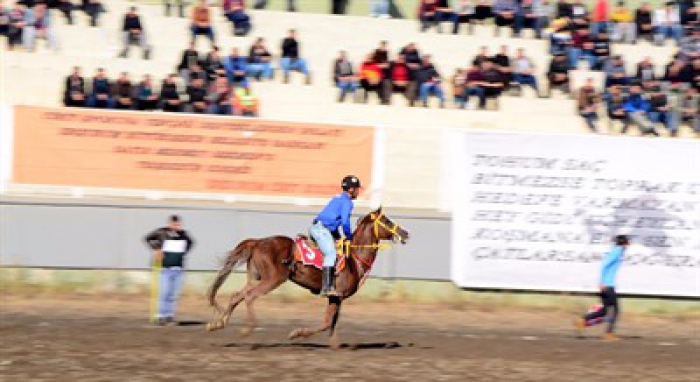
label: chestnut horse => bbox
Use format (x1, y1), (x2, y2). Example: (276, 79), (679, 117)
(205, 207), (409, 348)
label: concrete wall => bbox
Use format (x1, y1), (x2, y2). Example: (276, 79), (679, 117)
(0, 197), (450, 279)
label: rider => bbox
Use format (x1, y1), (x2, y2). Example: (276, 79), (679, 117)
(310, 175), (361, 297)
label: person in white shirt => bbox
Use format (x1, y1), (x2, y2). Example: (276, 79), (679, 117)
(653, 1), (683, 45)
(512, 48), (541, 96)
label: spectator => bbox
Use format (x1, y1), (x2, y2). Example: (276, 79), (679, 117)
(692, 58), (700, 90)
(452, 0), (473, 34)
(160, 74), (183, 112)
(113, 72), (134, 110)
(207, 76), (233, 115)
(678, 87), (699, 133)
(622, 84), (659, 135)
(493, 0), (517, 36)
(373, 40), (390, 64)
(63, 66), (86, 107)
(591, 0), (609, 36)
(23, 2), (57, 51)
(6, 3), (26, 50)
(664, 55), (693, 91)
(188, 64), (208, 85)
(224, 47), (248, 87)
(434, 0), (457, 33)
(635, 2), (654, 42)
(451, 68), (467, 107)
(234, 84), (259, 116)
(472, 45), (492, 67)
(472, 0), (493, 25)
(604, 84), (628, 131)
(604, 55), (629, 87)
(610, 1), (635, 43)
(493, 45), (513, 92)
(418, 0), (439, 32)
(679, 0), (699, 33)
(280, 29), (311, 84)
(88, 68), (113, 108)
(556, 0), (573, 18)
(462, 62), (488, 109)
(0, 3), (9, 39)
(382, 53), (417, 105)
(191, 0), (215, 47)
(186, 77), (208, 113)
(83, 0), (103, 28)
(548, 19), (572, 56)
(177, 43), (201, 83)
(480, 59), (505, 107)
(635, 56), (657, 82)
(120, 6), (152, 60)
(136, 74), (159, 111)
(591, 30), (611, 70)
(653, 1), (683, 46)
(165, 0), (187, 18)
(547, 53), (571, 96)
(223, 0), (251, 36)
(359, 53), (384, 103)
(680, 27), (700, 62)
(399, 42), (423, 75)
(515, 0), (548, 39)
(512, 48), (540, 95)
(570, 0), (590, 30)
(202, 46), (226, 82)
(370, 0), (390, 18)
(247, 37), (273, 80)
(578, 78), (601, 132)
(569, 28), (595, 69)
(648, 85), (678, 135)
(333, 50), (358, 103)
(416, 55), (445, 107)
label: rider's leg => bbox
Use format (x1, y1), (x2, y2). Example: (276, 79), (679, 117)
(309, 223), (338, 296)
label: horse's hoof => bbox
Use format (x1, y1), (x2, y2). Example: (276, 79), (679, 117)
(288, 329), (303, 340)
(206, 321), (222, 332)
(239, 327), (253, 338)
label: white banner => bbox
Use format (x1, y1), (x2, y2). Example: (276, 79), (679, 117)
(450, 131), (700, 297)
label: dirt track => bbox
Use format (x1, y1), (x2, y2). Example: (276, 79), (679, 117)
(1, 293), (699, 381)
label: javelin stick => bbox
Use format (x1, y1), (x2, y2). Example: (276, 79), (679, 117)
(150, 251), (162, 323)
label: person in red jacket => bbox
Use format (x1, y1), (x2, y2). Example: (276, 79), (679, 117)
(591, 0), (610, 35)
(359, 53), (384, 103)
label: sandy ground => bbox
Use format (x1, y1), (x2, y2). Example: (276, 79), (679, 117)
(1, 292), (699, 381)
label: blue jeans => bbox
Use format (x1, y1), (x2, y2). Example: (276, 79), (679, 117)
(514, 73), (538, 91)
(280, 57), (309, 75)
(370, 0), (389, 15)
(191, 25), (215, 44)
(460, 87), (486, 108)
(654, 25), (683, 45)
(514, 15), (547, 38)
(567, 47), (596, 69)
(247, 63), (273, 79)
(158, 267), (184, 319)
(209, 104), (232, 115)
(337, 80), (358, 99)
(309, 222), (337, 268)
(649, 110), (678, 132)
(580, 111), (599, 132)
(420, 83), (445, 106)
(590, 21), (609, 36)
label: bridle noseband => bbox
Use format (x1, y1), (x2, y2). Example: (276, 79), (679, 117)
(370, 212), (403, 242)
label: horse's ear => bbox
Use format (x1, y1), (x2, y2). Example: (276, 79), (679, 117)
(376, 205), (383, 214)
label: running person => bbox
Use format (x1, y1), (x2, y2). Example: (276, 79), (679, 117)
(309, 175), (361, 297)
(576, 234), (629, 341)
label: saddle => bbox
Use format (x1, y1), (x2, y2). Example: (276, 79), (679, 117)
(293, 235), (347, 274)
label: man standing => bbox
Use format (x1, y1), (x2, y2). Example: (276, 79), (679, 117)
(145, 215), (194, 326)
(576, 235), (629, 341)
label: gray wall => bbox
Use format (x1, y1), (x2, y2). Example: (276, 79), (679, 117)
(0, 198), (450, 280)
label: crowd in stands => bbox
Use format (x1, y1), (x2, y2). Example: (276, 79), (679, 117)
(63, 65), (260, 116)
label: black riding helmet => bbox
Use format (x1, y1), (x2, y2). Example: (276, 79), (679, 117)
(341, 175), (361, 191)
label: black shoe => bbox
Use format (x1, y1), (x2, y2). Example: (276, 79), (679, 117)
(320, 266), (338, 297)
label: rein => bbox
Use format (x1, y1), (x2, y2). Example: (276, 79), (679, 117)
(345, 212), (404, 287)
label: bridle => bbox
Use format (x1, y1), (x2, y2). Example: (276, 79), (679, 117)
(343, 212), (404, 286)
(369, 212), (404, 243)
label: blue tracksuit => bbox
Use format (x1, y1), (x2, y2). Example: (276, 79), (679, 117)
(310, 192), (354, 267)
(600, 246), (625, 287)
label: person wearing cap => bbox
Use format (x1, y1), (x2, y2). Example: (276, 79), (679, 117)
(309, 176), (361, 297)
(145, 215), (195, 325)
(575, 235), (630, 341)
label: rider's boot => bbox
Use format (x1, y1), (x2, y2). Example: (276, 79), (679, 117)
(321, 266), (339, 297)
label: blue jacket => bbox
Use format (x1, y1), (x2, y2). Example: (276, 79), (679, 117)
(315, 193), (354, 240)
(623, 94), (650, 113)
(224, 55), (247, 74)
(600, 246), (625, 287)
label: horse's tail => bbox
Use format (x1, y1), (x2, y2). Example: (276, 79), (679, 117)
(207, 239), (257, 313)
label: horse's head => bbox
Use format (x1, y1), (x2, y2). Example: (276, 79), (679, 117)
(364, 207), (410, 244)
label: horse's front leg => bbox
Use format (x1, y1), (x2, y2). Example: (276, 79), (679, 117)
(289, 296), (341, 342)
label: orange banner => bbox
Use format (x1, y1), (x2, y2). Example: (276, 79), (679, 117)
(12, 106), (375, 197)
